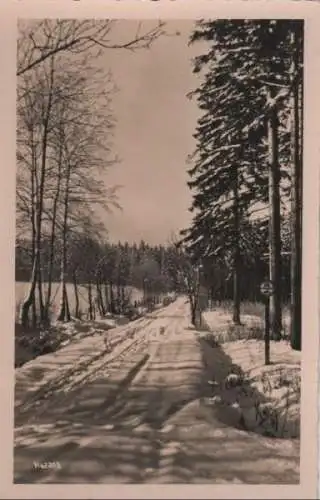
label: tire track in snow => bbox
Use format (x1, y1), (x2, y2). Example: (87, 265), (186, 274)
(15, 298), (204, 483)
(14, 309), (177, 424)
(15, 302), (182, 425)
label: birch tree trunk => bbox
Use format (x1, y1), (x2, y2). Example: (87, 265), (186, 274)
(96, 278), (106, 317)
(109, 282), (115, 314)
(30, 138), (37, 327)
(57, 156), (71, 322)
(20, 251), (39, 328)
(87, 281), (94, 320)
(104, 283), (109, 313)
(37, 255), (45, 324)
(73, 269), (80, 319)
(20, 56), (55, 327)
(45, 128), (63, 321)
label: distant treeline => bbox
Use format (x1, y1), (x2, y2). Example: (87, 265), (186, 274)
(16, 235), (291, 304)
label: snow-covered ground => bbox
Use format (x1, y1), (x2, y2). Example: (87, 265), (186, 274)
(15, 296), (177, 411)
(201, 309), (301, 439)
(15, 316), (117, 369)
(14, 298), (299, 484)
(15, 282), (145, 320)
(16, 320), (144, 409)
(203, 309), (291, 340)
(15, 291), (174, 369)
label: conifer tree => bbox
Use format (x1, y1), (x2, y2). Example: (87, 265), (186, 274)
(182, 19), (303, 342)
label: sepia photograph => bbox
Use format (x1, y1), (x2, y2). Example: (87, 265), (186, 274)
(13, 14), (309, 488)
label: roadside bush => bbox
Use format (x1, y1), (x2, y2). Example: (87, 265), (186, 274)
(162, 296), (173, 307)
(123, 305), (142, 321)
(203, 341), (300, 438)
(15, 324), (65, 367)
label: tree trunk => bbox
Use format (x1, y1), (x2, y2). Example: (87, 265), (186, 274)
(31, 292), (37, 328)
(121, 286), (126, 310)
(73, 270), (80, 319)
(268, 96), (282, 340)
(109, 282), (115, 314)
(142, 279), (146, 304)
(65, 286), (71, 319)
(57, 270), (71, 322)
(232, 267), (241, 324)
(117, 280), (121, 313)
(57, 226), (71, 322)
(87, 281), (94, 320)
(37, 253), (46, 324)
(232, 166), (241, 325)
(104, 283), (109, 312)
(190, 295), (197, 326)
(20, 250), (39, 328)
(45, 132), (63, 321)
(96, 279), (106, 317)
(30, 142), (37, 327)
(30, 233), (37, 328)
(57, 155), (71, 322)
(210, 286), (214, 306)
(290, 23), (303, 351)
(191, 308), (196, 326)
(19, 56), (55, 327)
(57, 281), (71, 322)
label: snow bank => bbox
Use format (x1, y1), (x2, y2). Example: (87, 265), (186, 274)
(15, 316), (117, 369)
(222, 340), (300, 438)
(203, 309), (291, 342)
(15, 292), (172, 370)
(204, 310), (262, 330)
(14, 312), (152, 412)
(200, 310), (300, 439)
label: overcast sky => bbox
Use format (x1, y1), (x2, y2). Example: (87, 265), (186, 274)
(98, 20), (204, 245)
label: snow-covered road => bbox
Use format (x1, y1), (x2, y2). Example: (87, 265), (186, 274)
(14, 297), (299, 484)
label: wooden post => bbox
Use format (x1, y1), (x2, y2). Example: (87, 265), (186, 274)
(265, 296), (270, 365)
(260, 280), (273, 365)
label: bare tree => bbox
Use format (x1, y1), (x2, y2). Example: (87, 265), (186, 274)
(17, 19), (166, 76)
(17, 38), (119, 326)
(52, 63), (117, 321)
(16, 19), (168, 327)
(18, 56), (57, 327)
